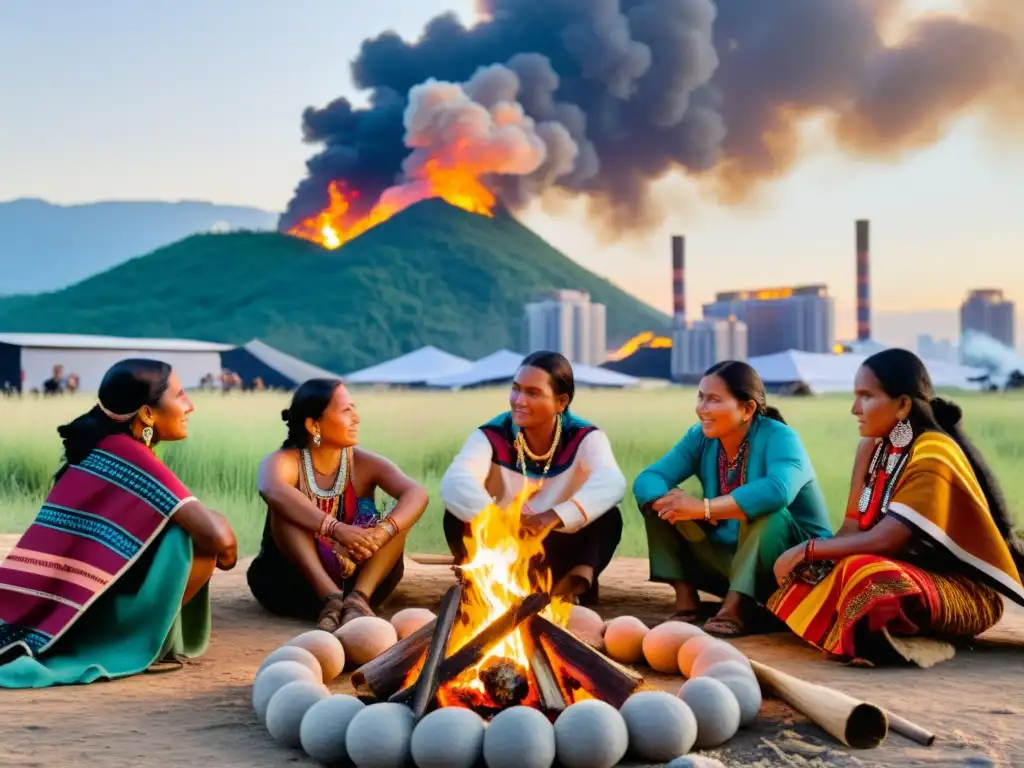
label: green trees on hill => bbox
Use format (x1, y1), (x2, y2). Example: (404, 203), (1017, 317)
(0, 200), (668, 372)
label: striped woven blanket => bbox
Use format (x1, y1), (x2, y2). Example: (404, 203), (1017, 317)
(0, 434), (195, 658)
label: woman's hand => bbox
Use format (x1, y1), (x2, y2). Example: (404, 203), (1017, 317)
(367, 525), (394, 550)
(521, 508), (561, 537)
(652, 490), (707, 524)
(332, 523), (379, 562)
(774, 544), (805, 587)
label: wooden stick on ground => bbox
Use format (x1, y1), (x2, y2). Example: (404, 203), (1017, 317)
(749, 660), (888, 749)
(882, 709), (935, 747)
(389, 592), (550, 705)
(351, 617), (437, 700)
(410, 583), (464, 721)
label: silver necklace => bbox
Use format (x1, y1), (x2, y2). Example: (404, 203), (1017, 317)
(301, 447), (347, 499)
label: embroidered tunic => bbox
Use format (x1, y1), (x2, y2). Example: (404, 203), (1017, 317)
(440, 411), (626, 533)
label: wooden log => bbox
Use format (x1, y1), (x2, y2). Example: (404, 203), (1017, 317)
(527, 615), (644, 708)
(389, 592), (550, 705)
(351, 617), (437, 700)
(528, 649), (567, 712)
(410, 583), (464, 720)
(750, 660), (888, 749)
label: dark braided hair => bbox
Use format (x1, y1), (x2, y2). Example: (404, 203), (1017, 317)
(863, 348), (1024, 570)
(703, 360), (786, 424)
(281, 378), (343, 449)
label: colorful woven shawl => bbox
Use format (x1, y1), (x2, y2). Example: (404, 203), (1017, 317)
(0, 434), (195, 658)
(480, 410), (597, 479)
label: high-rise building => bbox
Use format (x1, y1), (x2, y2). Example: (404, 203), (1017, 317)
(960, 289), (1015, 349)
(524, 289), (607, 365)
(917, 334), (959, 364)
(703, 285), (835, 357)
(671, 317), (748, 380)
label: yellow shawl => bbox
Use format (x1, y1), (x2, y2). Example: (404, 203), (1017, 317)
(888, 431), (1024, 606)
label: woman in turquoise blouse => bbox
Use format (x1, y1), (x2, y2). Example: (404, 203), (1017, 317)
(633, 361), (833, 636)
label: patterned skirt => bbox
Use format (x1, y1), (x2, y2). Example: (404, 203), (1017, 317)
(767, 554), (1004, 664)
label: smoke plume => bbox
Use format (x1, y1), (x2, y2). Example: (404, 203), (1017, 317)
(281, 0), (1023, 232)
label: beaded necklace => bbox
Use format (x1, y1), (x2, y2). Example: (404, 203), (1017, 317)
(514, 415), (562, 482)
(301, 447), (348, 500)
(857, 440), (911, 520)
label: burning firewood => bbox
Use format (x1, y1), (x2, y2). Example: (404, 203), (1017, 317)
(527, 615), (646, 709)
(389, 592), (550, 707)
(351, 617), (437, 700)
(480, 658), (531, 709)
(410, 583), (464, 720)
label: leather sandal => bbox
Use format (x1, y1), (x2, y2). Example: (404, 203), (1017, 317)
(339, 590), (375, 626)
(317, 592), (347, 632)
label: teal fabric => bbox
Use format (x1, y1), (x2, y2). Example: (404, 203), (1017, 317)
(646, 509), (810, 602)
(0, 524), (210, 689)
(632, 416), (834, 545)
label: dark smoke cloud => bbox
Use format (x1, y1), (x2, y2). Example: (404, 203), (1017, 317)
(281, 0), (1023, 232)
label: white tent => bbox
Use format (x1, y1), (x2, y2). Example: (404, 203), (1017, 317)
(425, 349), (639, 389)
(345, 346), (472, 386)
(0, 332), (233, 391)
(748, 349), (985, 393)
(221, 339), (342, 388)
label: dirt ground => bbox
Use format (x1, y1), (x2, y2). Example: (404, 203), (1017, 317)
(1, 537), (1022, 767)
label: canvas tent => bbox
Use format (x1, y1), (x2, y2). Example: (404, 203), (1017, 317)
(0, 332), (233, 392)
(749, 350), (985, 394)
(220, 339), (342, 389)
(345, 346), (472, 386)
(426, 349), (639, 389)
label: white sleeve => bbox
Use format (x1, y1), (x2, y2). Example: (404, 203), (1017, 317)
(551, 430), (626, 534)
(440, 429), (496, 523)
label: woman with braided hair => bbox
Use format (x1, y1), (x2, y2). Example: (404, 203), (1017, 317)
(770, 348), (1024, 665)
(633, 360), (832, 637)
(247, 379), (427, 631)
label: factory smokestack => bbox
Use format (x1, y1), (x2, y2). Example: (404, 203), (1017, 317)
(856, 219), (871, 342)
(672, 235), (686, 326)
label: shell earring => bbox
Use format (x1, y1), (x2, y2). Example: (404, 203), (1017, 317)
(142, 426), (154, 448)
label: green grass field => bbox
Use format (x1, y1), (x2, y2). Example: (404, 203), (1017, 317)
(2, 387), (1022, 557)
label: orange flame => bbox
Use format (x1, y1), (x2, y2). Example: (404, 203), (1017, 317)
(428, 484), (572, 707)
(607, 330), (673, 361)
(287, 161), (496, 250)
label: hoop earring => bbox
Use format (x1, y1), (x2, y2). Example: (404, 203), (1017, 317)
(889, 419), (913, 449)
(142, 426), (154, 448)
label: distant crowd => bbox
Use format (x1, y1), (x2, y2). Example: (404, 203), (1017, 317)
(0, 364), (269, 399)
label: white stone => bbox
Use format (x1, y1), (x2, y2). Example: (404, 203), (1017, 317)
(712, 673), (762, 727)
(667, 756), (728, 768)
(300, 694), (366, 764)
(345, 702), (415, 768)
(265, 680), (330, 748)
(411, 707), (486, 768)
(285, 629), (347, 683)
(390, 608), (436, 641)
(483, 705), (556, 768)
(620, 690), (698, 761)
(690, 642), (748, 678)
(252, 660), (321, 723)
(677, 677), (741, 748)
(255, 645), (322, 682)
(642, 622), (705, 674)
(554, 699), (629, 768)
(335, 616), (398, 666)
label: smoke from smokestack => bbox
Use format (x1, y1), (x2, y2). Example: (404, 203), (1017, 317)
(856, 219), (871, 342)
(281, 0), (1024, 233)
(672, 235), (686, 325)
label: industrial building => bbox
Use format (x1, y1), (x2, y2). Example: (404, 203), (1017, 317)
(523, 289), (607, 365)
(703, 284), (835, 357)
(960, 289), (1015, 349)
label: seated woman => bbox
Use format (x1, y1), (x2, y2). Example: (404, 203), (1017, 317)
(633, 361), (833, 636)
(0, 359), (238, 688)
(769, 349), (1024, 665)
(248, 379), (427, 631)
(441, 351), (625, 604)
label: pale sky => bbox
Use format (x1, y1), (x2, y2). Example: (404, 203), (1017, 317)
(1, 0), (1021, 343)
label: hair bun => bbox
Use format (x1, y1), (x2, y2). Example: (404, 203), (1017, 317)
(280, 408), (290, 422)
(931, 397), (962, 428)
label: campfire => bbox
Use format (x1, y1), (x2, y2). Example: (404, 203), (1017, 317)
(351, 492), (647, 719)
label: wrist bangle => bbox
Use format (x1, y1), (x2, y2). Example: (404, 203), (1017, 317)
(805, 538), (816, 564)
(703, 498), (711, 522)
